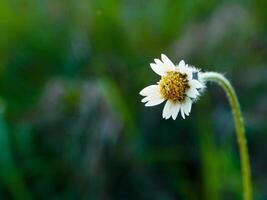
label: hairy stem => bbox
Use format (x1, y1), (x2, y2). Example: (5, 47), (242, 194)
(199, 72), (252, 200)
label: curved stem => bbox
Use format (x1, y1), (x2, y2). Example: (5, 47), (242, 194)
(199, 72), (252, 200)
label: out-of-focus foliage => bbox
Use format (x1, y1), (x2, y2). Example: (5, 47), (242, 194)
(0, 0), (267, 199)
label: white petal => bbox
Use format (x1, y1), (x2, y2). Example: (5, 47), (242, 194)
(182, 97), (192, 115)
(171, 103), (181, 120)
(184, 65), (193, 80)
(141, 96), (149, 103)
(162, 101), (172, 119)
(162, 101), (168, 118)
(143, 90), (161, 100)
(189, 79), (204, 89)
(166, 102), (177, 119)
(141, 95), (157, 103)
(177, 61), (193, 80)
(145, 97), (164, 107)
(177, 60), (186, 73)
(181, 109), (185, 119)
(150, 63), (165, 76)
(161, 54), (175, 69)
(139, 85), (159, 96)
(154, 59), (164, 67)
(186, 87), (199, 98)
(153, 58), (170, 75)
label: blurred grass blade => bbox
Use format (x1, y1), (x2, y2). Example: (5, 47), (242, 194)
(98, 77), (139, 140)
(0, 102), (32, 200)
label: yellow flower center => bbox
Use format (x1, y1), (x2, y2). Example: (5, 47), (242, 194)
(159, 71), (190, 102)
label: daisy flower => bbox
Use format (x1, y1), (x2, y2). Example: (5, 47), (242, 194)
(139, 54), (204, 120)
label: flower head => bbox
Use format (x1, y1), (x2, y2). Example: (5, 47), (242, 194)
(139, 54), (204, 120)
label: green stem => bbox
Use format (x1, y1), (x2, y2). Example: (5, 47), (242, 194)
(199, 72), (252, 200)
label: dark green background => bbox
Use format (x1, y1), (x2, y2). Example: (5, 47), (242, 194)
(0, 0), (266, 199)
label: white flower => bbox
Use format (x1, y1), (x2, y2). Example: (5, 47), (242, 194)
(139, 54), (204, 120)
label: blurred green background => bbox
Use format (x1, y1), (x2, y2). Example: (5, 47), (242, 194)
(0, 0), (267, 199)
